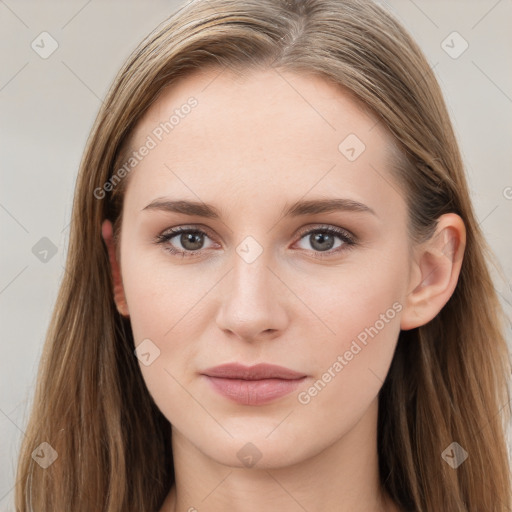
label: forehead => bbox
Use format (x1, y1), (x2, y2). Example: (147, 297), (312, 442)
(122, 66), (405, 219)
(132, 66), (385, 148)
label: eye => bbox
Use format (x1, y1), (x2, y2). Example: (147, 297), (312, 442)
(154, 226), (217, 258)
(294, 225), (356, 259)
(154, 224), (356, 259)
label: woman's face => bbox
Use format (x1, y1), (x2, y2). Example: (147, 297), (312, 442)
(115, 67), (414, 468)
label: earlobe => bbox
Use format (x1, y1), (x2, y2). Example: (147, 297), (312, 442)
(101, 219), (130, 317)
(400, 213), (466, 331)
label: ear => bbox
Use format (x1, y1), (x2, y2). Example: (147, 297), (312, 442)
(400, 213), (466, 331)
(101, 219), (129, 317)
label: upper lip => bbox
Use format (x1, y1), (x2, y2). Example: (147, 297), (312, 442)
(202, 363), (306, 380)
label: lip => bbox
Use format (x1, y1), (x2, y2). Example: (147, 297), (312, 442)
(202, 362), (306, 380)
(201, 363), (307, 405)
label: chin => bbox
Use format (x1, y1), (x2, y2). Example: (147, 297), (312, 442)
(194, 426), (319, 470)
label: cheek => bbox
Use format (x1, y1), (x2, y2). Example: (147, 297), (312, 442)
(121, 246), (208, 342)
(121, 260), (206, 425)
(301, 248), (405, 354)
(119, 247), (219, 411)
(293, 250), (406, 413)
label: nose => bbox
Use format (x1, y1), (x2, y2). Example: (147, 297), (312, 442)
(215, 245), (288, 343)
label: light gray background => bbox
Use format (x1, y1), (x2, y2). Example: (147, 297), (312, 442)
(1, 1), (511, 509)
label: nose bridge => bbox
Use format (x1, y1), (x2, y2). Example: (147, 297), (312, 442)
(215, 234), (286, 340)
(230, 235), (275, 310)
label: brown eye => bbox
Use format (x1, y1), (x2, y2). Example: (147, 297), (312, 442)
(155, 227), (216, 257)
(294, 225), (356, 259)
(178, 231), (205, 251)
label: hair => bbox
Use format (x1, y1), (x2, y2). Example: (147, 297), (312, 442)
(15, 0), (511, 510)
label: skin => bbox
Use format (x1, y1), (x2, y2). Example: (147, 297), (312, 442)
(102, 66), (465, 512)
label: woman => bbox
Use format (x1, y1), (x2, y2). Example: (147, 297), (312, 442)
(15, 0), (511, 510)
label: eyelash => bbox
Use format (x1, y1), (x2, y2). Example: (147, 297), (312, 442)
(154, 224), (357, 260)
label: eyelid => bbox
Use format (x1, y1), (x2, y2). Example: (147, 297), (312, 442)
(154, 224), (220, 250)
(154, 223), (357, 258)
(293, 223), (356, 244)
(156, 223), (356, 243)
(156, 223), (218, 241)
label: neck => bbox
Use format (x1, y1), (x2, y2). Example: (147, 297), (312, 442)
(159, 397), (400, 512)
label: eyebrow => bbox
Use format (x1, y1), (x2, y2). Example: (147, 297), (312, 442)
(142, 197), (376, 219)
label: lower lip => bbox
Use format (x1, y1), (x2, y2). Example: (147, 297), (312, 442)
(203, 376), (306, 405)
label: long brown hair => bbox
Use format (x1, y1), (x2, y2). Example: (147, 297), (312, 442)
(15, 0), (511, 510)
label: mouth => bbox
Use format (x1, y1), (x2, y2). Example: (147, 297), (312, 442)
(201, 363), (308, 406)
